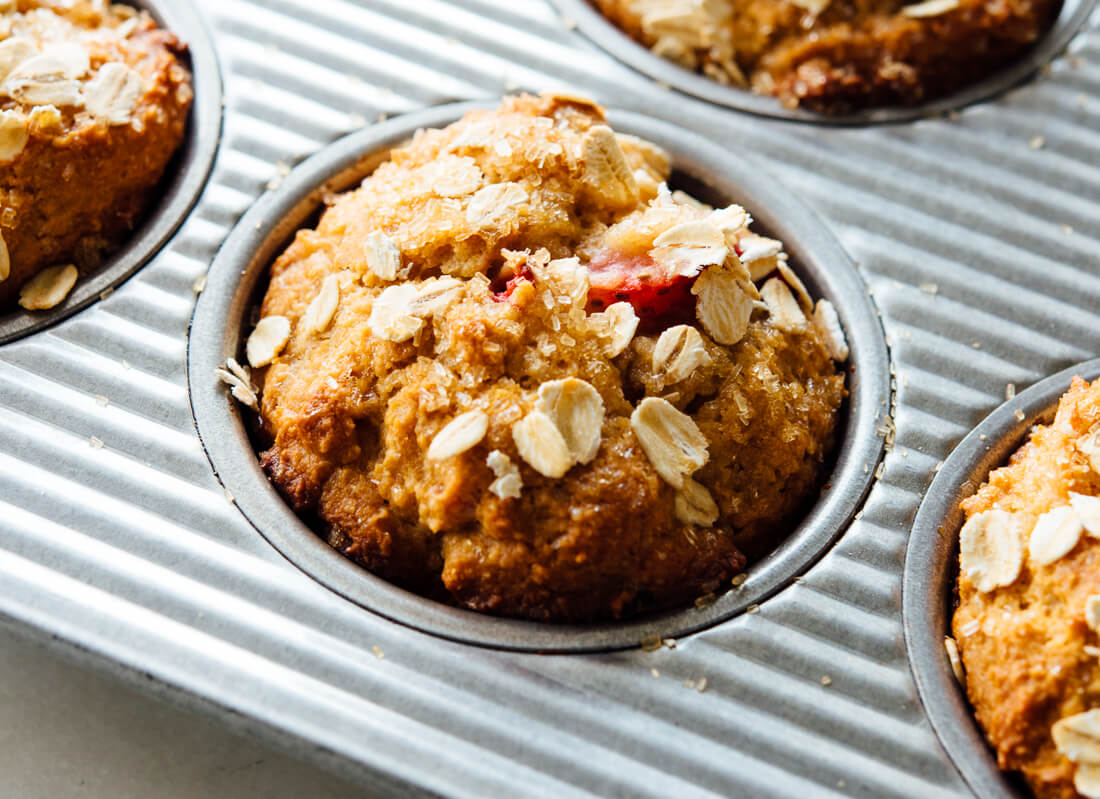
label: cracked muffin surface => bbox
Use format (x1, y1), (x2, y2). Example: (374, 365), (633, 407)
(244, 93), (847, 622)
(593, 0), (1061, 113)
(954, 377), (1100, 799)
(0, 0), (193, 308)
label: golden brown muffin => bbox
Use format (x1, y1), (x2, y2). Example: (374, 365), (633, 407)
(243, 93), (847, 622)
(0, 0), (193, 308)
(594, 0), (1061, 113)
(954, 376), (1100, 799)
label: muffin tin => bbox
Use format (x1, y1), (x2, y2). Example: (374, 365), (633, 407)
(904, 359), (1100, 799)
(0, 0), (222, 346)
(1, 0), (1099, 796)
(551, 0), (1098, 124)
(187, 102), (890, 652)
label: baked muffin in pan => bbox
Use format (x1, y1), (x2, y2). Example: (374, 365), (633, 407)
(240, 93), (848, 623)
(954, 376), (1100, 799)
(0, 0), (193, 309)
(592, 0), (1062, 113)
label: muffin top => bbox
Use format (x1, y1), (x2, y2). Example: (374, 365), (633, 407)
(594, 0), (1061, 112)
(243, 93), (846, 622)
(954, 376), (1100, 799)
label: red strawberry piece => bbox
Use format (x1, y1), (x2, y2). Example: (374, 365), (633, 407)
(492, 262), (534, 303)
(586, 250), (696, 332)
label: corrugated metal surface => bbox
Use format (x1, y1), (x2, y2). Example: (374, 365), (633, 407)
(1, 0), (1098, 796)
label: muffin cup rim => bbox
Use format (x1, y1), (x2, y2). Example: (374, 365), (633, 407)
(187, 100), (892, 653)
(902, 358), (1100, 798)
(0, 0), (224, 345)
(549, 0), (1097, 125)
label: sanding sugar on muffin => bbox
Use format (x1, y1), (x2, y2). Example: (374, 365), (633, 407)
(235, 93), (848, 623)
(593, 0), (1061, 113)
(953, 376), (1100, 799)
(0, 0), (193, 309)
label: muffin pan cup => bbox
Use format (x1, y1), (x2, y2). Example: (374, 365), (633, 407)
(187, 101), (892, 652)
(0, 0), (222, 346)
(550, 0), (1098, 124)
(902, 359), (1100, 799)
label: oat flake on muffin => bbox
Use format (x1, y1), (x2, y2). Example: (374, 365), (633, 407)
(235, 93), (846, 622)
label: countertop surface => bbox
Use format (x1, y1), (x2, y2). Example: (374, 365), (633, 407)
(0, 625), (369, 799)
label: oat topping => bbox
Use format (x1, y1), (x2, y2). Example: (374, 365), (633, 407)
(18, 262), (76, 310)
(651, 220), (728, 278)
(901, 0), (960, 17)
(777, 261), (814, 316)
(409, 275), (464, 317)
(535, 378), (605, 465)
(761, 277), (807, 331)
(1085, 595), (1100, 633)
(1077, 425), (1100, 474)
(367, 284), (422, 342)
(674, 478), (719, 526)
(364, 230), (402, 281)
(581, 124), (637, 208)
(1071, 493), (1100, 537)
(466, 182), (528, 228)
(301, 273), (341, 336)
(1054, 710), (1100, 766)
(84, 62), (143, 124)
(944, 636), (966, 687)
(959, 509), (1024, 593)
(1029, 505), (1084, 566)
(486, 450), (523, 499)
(692, 265), (754, 345)
(630, 396), (709, 488)
(589, 301), (639, 357)
(423, 155), (484, 198)
(0, 230), (8, 282)
(512, 408), (574, 479)
(215, 358), (259, 410)
(245, 315), (291, 368)
(812, 300), (849, 361)
(428, 410), (490, 461)
(1075, 765), (1100, 799)
(0, 109), (26, 161)
(653, 324), (711, 383)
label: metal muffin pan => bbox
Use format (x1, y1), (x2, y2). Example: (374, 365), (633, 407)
(903, 359), (1100, 799)
(0, 0), (222, 346)
(551, 0), (1098, 124)
(188, 101), (891, 652)
(1, 0), (1099, 795)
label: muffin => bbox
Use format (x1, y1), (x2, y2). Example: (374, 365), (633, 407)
(953, 376), (1100, 799)
(239, 93), (847, 623)
(0, 0), (193, 309)
(593, 0), (1061, 113)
